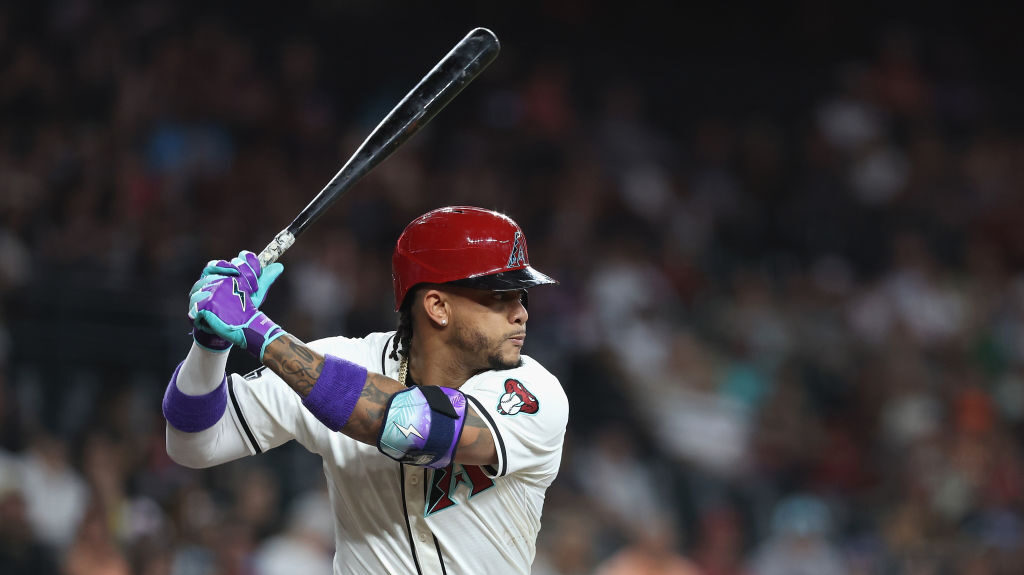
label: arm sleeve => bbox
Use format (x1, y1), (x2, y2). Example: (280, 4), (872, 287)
(164, 343), (256, 468)
(463, 374), (569, 481)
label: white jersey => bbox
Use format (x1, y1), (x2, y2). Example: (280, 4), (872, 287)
(169, 331), (568, 575)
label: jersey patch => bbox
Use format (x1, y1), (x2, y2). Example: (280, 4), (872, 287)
(425, 464), (495, 516)
(496, 379), (539, 415)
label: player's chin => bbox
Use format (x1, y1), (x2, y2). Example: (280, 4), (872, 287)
(487, 347), (523, 371)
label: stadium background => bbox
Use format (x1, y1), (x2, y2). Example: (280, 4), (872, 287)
(2, 1), (1024, 573)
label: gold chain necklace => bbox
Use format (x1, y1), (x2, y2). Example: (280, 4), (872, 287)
(398, 356), (409, 386)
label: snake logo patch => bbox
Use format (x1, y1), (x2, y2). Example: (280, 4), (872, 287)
(497, 379), (538, 415)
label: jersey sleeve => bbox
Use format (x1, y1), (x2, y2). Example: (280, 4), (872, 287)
(462, 362), (568, 481)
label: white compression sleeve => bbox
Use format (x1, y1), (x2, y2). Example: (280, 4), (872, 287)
(177, 343), (230, 395)
(165, 344), (254, 467)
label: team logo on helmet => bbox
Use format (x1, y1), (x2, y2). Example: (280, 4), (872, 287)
(497, 379), (539, 415)
(506, 231), (526, 269)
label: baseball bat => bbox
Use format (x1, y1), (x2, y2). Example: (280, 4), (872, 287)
(257, 27), (500, 267)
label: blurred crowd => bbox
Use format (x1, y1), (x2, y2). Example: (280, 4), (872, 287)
(3, 1), (1024, 574)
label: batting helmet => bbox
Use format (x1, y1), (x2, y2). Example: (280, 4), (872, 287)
(391, 206), (557, 310)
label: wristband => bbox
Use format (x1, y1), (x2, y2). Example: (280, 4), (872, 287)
(301, 355), (367, 431)
(162, 361), (228, 432)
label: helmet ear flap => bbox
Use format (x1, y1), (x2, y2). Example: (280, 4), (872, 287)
(520, 290), (529, 310)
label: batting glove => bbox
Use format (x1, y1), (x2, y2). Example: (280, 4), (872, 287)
(189, 251), (285, 356)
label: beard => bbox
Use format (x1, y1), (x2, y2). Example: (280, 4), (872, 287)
(487, 351), (524, 372)
(451, 323), (523, 372)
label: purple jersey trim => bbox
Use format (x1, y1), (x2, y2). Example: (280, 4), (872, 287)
(162, 361), (228, 432)
(302, 354), (367, 431)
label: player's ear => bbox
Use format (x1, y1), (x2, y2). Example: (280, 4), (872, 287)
(420, 287), (450, 328)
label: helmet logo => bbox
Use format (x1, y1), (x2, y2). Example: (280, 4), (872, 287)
(507, 231), (526, 269)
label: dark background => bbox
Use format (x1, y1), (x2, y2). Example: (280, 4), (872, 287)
(2, 1), (1024, 574)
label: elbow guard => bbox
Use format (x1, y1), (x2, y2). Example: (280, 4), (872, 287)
(377, 386), (467, 469)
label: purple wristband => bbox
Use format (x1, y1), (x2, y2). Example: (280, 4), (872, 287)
(162, 361), (228, 432)
(301, 355), (367, 431)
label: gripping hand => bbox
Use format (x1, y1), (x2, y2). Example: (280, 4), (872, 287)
(188, 251), (285, 359)
(196, 250), (283, 309)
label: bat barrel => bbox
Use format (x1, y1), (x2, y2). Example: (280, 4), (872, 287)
(284, 27), (500, 240)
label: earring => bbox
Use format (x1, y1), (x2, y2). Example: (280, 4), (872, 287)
(441, 319), (448, 326)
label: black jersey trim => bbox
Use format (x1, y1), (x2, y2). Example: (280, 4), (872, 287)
(422, 469), (449, 574)
(228, 375), (261, 454)
(465, 394), (507, 477)
(399, 464), (424, 575)
(382, 333), (395, 375)
(432, 533), (448, 574)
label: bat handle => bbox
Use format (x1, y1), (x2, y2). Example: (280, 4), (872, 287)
(258, 229), (296, 268)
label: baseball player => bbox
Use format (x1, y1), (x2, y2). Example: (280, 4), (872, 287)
(163, 206), (568, 574)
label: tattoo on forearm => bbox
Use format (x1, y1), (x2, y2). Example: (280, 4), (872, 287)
(264, 335), (324, 397)
(263, 339), (491, 460)
(465, 409), (486, 431)
(462, 408), (490, 449)
(343, 374), (394, 441)
(360, 375), (392, 413)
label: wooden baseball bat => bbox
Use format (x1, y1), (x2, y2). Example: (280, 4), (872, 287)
(258, 27), (500, 267)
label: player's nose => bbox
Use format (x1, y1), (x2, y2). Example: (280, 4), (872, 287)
(510, 295), (528, 325)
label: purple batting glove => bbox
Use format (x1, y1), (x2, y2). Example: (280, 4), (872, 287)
(188, 251), (284, 353)
(188, 275), (287, 361)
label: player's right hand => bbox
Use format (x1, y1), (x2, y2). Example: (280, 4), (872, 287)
(189, 251), (284, 351)
(194, 251), (284, 308)
(187, 274), (286, 361)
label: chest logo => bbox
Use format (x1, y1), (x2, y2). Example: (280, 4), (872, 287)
(497, 379), (539, 415)
(425, 464), (495, 516)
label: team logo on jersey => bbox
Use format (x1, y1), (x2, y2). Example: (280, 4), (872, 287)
(425, 464), (495, 516)
(497, 379), (538, 415)
(506, 231), (526, 268)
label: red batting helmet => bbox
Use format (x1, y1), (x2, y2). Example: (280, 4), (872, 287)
(391, 206), (557, 310)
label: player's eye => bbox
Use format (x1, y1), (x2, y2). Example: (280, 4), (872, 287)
(487, 290), (527, 308)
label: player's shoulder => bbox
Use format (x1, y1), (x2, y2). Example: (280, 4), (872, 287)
(515, 355), (560, 386)
(467, 356), (565, 400)
(465, 355), (567, 423)
(306, 331), (397, 369)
